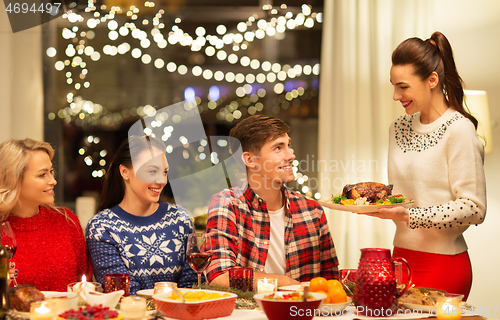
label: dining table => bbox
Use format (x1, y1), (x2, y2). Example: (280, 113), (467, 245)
(144, 285), (497, 320)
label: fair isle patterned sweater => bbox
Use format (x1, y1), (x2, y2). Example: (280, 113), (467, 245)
(388, 108), (487, 255)
(86, 202), (197, 294)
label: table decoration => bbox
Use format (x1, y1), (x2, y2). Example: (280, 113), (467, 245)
(436, 294), (464, 320)
(229, 267), (254, 292)
(67, 275), (102, 303)
(120, 296), (147, 320)
(153, 282), (177, 295)
(104, 273), (130, 296)
(255, 277), (277, 294)
(30, 301), (56, 320)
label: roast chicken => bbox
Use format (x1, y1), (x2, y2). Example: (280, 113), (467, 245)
(342, 182), (393, 203)
(9, 284), (45, 312)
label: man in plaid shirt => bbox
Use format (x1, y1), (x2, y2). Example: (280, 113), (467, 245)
(206, 115), (339, 287)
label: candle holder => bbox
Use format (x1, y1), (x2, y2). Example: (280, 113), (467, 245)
(67, 281), (102, 303)
(30, 300), (57, 320)
(153, 281), (177, 295)
(120, 296), (147, 320)
(255, 277), (278, 294)
(436, 293), (464, 320)
(104, 273), (131, 296)
(229, 267), (253, 292)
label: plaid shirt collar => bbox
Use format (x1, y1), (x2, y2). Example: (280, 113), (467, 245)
(242, 183), (292, 212)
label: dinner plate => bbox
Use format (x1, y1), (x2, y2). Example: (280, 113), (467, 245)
(13, 311), (30, 319)
(318, 200), (414, 213)
(402, 303), (436, 313)
(277, 285), (301, 291)
(136, 289), (154, 298)
(278, 282), (309, 292)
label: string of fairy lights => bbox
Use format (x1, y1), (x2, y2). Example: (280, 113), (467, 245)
(45, 2), (322, 198)
(46, 3), (322, 124)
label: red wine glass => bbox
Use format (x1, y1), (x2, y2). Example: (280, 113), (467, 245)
(1, 221), (17, 286)
(186, 232), (212, 288)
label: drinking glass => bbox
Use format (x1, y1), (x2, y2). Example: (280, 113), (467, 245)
(1, 221), (18, 286)
(186, 232), (212, 288)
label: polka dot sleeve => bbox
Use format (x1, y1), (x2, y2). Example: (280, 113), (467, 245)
(408, 198), (484, 229)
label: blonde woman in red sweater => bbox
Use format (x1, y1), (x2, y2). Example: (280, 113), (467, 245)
(0, 138), (92, 291)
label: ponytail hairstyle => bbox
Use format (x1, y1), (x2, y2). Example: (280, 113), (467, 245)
(97, 135), (166, 211)
(0, 138), (65, 221)
(392, 31), (478, 129)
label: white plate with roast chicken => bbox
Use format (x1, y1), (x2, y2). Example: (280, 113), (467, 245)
(319, 182), (414, 213)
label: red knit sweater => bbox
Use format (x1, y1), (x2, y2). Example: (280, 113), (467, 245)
(7, 206), (93, 291)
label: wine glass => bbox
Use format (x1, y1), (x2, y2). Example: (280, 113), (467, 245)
(1, 221), (18, 286)
(186, 232), (212, 289)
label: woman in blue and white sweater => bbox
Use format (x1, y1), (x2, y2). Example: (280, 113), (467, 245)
(86, 136), (197, 294)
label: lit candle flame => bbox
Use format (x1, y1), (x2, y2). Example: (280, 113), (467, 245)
(35, 304), (51, 314)
(81, 274), (87, 283)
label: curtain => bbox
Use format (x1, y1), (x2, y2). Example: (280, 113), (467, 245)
(0, 2), (44, 141)
(318, 0), (433, 268)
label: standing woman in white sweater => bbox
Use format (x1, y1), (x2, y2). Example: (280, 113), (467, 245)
(363, 31), (486, 300)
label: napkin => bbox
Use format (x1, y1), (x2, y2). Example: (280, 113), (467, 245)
(87, 290), (124, 309)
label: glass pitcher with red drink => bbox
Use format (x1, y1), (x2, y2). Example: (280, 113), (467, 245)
(354, 248), (412, 317)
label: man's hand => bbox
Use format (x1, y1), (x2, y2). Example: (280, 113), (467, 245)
(254, 272), (299, 287)
(210, 270), (300, 288)
(274, 275), (300, 287)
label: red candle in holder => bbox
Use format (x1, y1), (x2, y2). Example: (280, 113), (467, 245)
(104, 273), (130, 296)
(229, 267), (253, 292)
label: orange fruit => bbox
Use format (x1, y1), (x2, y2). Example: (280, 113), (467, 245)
(326, 279), (342, 290)
(316, 290), (330, 304)
(309, 277), (328, 292)
(327, 285), (347, 304)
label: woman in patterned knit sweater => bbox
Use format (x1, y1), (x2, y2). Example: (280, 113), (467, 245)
(86, 136), (197, 294)
(362, 32), (486, 300)
(0, 138), (92, 291)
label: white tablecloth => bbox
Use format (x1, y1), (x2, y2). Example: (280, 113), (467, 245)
(214, 306), (436, 320)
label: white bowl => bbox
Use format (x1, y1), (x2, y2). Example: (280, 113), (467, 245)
(87, 290), (124, 309)
(319, 297), (352, 316)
